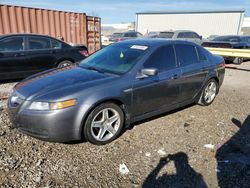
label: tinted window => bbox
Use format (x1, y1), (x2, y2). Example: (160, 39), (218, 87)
(80, 43), (148, 75)
(51, 40), (62, 49)
(177, 32), (200, 39)
(188, 32), (200, 39)
(177, 32), (188, 38)
(159, 32), (174, 38)
(175, 44), (199, 66)
(28, 37), (51, 50)
(124, 33), (137, 37)
(0, 37), (24, 52)
(197, 47), (207, 61)
(144, 45), (176, 72)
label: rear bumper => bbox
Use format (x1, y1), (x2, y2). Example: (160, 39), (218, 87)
(7, 103), (91, 142)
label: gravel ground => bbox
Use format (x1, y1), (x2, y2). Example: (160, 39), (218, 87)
(0, 63), (250, 188)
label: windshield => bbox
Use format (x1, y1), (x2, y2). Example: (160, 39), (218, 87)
(80, 43), (149, 75)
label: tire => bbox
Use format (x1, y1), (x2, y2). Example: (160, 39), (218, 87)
(233, 57), (243, 65)
(198, 79), (218, 106)
(83, 103), (124, 145)
(57, 60), (74, 68)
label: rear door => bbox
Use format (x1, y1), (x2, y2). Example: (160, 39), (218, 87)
(26, 36), (56, 73)
(175, 44), (207, 102)
(0, 36), (29, 79)
(132, 45), (182, 116)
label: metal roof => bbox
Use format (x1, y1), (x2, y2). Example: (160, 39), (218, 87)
(137, 9), (245, 15)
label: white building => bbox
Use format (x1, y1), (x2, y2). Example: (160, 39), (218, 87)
(242, 17), (250, 35)
(136, 10), (245, 38)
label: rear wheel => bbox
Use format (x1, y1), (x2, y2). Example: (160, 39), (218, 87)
(84, 103), (124, 145)
(198, 79), (218, 106)
(233, 57), (243, 65)
(57, 60), (73, 68)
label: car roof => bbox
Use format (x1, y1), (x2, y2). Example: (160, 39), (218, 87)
(117, 38), (199, 47)
(214, 35), (242, 38)
(123, 31), (138, 33)
(0, 33), (70, 46)
(158, 30), (198, 33)
(0, 33), (57, 39)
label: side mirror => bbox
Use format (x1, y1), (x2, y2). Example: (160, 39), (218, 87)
(136, 68), (158, 79)
(199, 35), (203, 40)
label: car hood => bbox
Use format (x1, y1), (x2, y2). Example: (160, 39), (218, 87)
(14, 66), (117, 101)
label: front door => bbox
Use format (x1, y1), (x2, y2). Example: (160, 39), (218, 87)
(132, 45), (182, 117)
(0, 36), (29, 79)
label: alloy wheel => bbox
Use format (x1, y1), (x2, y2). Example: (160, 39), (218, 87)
(90, 108), (121, 142)
(204, 81), (217, 104)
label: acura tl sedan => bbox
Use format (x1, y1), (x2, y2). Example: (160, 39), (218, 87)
(8, 39), (225, 145)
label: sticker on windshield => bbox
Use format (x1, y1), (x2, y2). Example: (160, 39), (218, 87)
(130, 45), (148, 50)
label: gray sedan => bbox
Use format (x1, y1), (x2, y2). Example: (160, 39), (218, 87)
(8, 39), (225, 145)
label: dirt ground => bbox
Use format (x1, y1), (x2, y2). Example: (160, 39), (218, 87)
(0, 62), (249, 188)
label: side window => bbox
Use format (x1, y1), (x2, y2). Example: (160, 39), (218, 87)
(28, 37), (51, 50)
(189, 32), (200, 39)
(124, 33), (130, 37)
(124, 33), (137, 37)
(144, 45), (176, 72)
(175, 44), (199, 66)
(0, 37), (24, 52)
(197, 47), (207, 61)
(51, 40), (62, 49)
(177, 32), (187, 38)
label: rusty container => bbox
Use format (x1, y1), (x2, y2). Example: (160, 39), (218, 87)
(0, 4), (101, 53)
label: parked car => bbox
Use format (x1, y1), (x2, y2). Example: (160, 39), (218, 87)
(146, 30), (203, 45)
(207, 35), (219, 41)
(202, 35), (250, 64)
(109, 32), (122, 42)
(8, 39), (225, 145)
(0, 34), (88, 80)
(109, 31), (143, 43)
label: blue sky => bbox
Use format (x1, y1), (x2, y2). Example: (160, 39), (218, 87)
(1, 0), (249, 24)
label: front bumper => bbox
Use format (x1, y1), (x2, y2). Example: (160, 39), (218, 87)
(7, 102), (89, 142)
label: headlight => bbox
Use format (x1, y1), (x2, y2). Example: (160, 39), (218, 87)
(28, 99), (77, 111)
(28, 102), (51, 111)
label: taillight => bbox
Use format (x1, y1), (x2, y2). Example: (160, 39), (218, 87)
(79, 50), (89, 57)
(219, 62), (225, 68)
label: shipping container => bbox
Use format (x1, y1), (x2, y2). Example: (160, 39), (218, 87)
(0, 4), (101, 53)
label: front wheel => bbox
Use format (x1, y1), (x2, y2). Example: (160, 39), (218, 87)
(198, 79), (218, 106)
(57, 60), (73, 68)
(84, 103), (124, 145)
